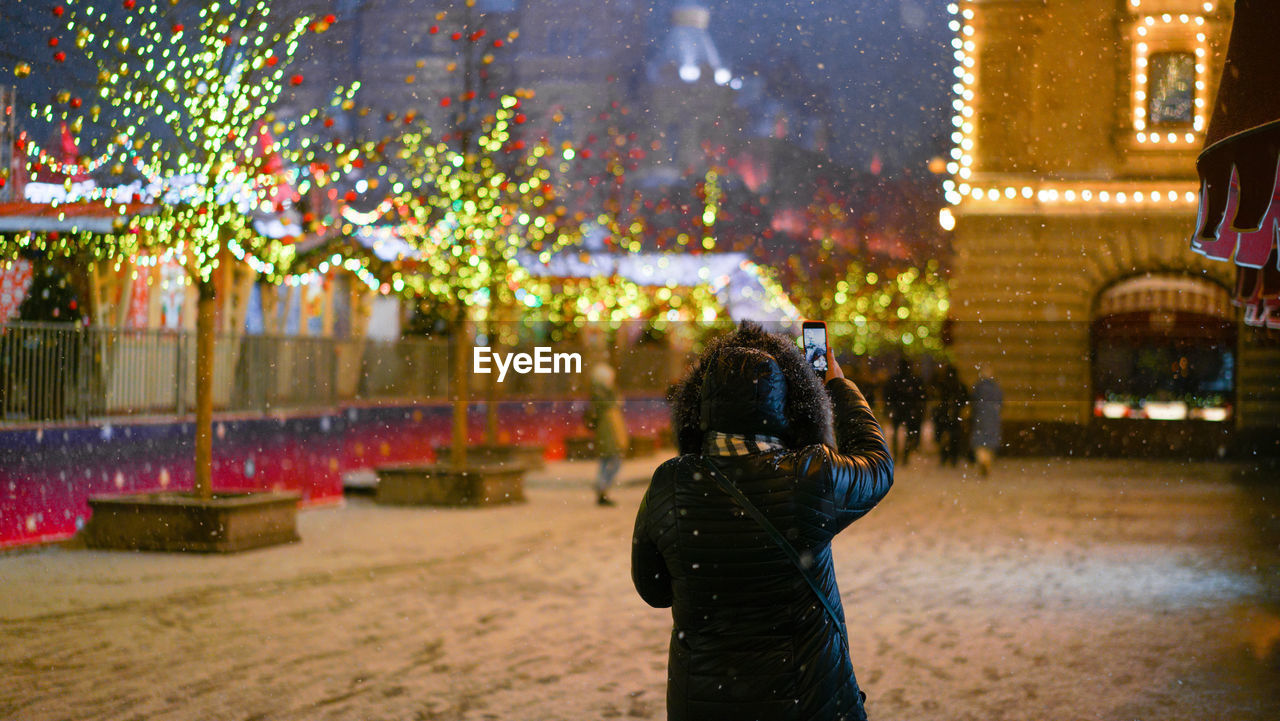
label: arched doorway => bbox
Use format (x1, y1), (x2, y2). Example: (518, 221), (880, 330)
(1090, 274), (1236, 454)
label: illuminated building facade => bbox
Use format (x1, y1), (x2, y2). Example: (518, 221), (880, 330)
(943, 0), (1280, 454)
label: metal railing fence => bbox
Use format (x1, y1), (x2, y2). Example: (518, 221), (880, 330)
(0, 323), (680, 424)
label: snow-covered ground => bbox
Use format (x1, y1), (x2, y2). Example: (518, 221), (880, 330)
(1, 455), (1277, 720)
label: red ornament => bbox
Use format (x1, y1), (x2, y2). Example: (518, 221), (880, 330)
(53, 51), (66, 63)
(48, 37), (59, 47)
(344, 190), (357, 202)
(265, 55), (278, 67)
(512, 140), (525, 150)
(352, 159), (364, 169)
(429, 25), (439, 34)
(493, 39), (504, 48)
(52, 5), (64, 16)
(469, 29), (486, 42)
(323, 14), (336, 24)
(451, 31), (462, 41)
(69, 97), (81, 109)
(172, 24), (184, 33)
(514, 113), (526, 124)
(581, 149), (593, 159)
(290, 74), (304, 85)
(123, 0), (134, 8)
(462, 90), (476, 101)
(323, 117), (334, 128)
(440, 97), (452, 107)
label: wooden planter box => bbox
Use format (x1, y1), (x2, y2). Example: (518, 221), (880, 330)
(564, 435), (599, 460)
(82, 491), (301, 553)
(566, 434), (662, 460)
(434, 443), (545, 469)
(375, 463), (527, 507)
(627, 434), (662, 458)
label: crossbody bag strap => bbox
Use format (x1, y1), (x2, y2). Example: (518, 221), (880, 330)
(701, 457), (849, 645)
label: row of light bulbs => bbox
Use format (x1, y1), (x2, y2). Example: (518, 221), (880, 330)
(943, 1), (1219, 212)
(1126, 0), (1217, 11)
(950, 184), (1198, 205)
(1131, 13), (1210, 146)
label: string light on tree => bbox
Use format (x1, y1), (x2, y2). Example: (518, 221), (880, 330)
(2, 0), (355, 499)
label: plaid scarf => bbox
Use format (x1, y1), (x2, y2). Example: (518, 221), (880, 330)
(702, 431), (786, 456)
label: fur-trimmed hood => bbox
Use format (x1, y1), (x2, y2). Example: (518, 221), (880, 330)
(668, 322), (836, 454)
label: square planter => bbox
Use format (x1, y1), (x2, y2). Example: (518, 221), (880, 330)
(564, 435), (598, 461)
(434, 443), (546, 469)
(627, 434), (661, 458)
(82, 491), (301, 553)
(567, 435), (659, 460)
(375, 463), (527, 506)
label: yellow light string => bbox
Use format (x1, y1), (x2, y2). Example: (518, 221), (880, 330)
(5, 0), (348, 286)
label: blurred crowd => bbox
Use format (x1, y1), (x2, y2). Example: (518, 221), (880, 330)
(848, 357), (1003, 475)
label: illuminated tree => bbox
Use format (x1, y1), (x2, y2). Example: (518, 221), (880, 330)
(314, 4), (670, 468)
(796, 261), (951, 357)
(318, 6), (585, 466)
(548, 88), (655, 253)
(3, 0), (352, 497)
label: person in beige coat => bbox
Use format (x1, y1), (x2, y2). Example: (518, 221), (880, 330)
(585, 362), (628, 506)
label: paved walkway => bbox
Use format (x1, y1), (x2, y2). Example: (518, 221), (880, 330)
(1, 455), (1277, 720)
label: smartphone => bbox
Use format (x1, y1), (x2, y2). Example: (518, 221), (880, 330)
(801, 320), (828, 376)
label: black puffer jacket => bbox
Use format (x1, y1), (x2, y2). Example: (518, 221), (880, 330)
(633, 326), (893, 721)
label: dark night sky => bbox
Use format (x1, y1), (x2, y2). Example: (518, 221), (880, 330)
(643, 0), (955, 173)
(1, 0), (955, 175)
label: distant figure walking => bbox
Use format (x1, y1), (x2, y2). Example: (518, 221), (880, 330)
(585, 362), (628, 506)
(883, 358), (926, 465)
(632, 323), (893, 721)
(933, 363), (970, 467)
(969, 365), (1003, 476)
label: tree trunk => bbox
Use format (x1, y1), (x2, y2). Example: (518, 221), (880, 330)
(484, 360), (500, 444)
(194, 279), (216, 499)
(484, 291), (502, 446)
(449, 305), (469, 470)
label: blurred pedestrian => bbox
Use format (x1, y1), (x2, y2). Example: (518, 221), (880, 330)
(883, 357), (926, 465)
(632, 323), (893, 721)
(934, 363), (970, 467)
(584, 362), (628, 506)
(969, 365), (1003, 476)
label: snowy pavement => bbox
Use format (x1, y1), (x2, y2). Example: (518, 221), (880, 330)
(1, 454), (1278, 721)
